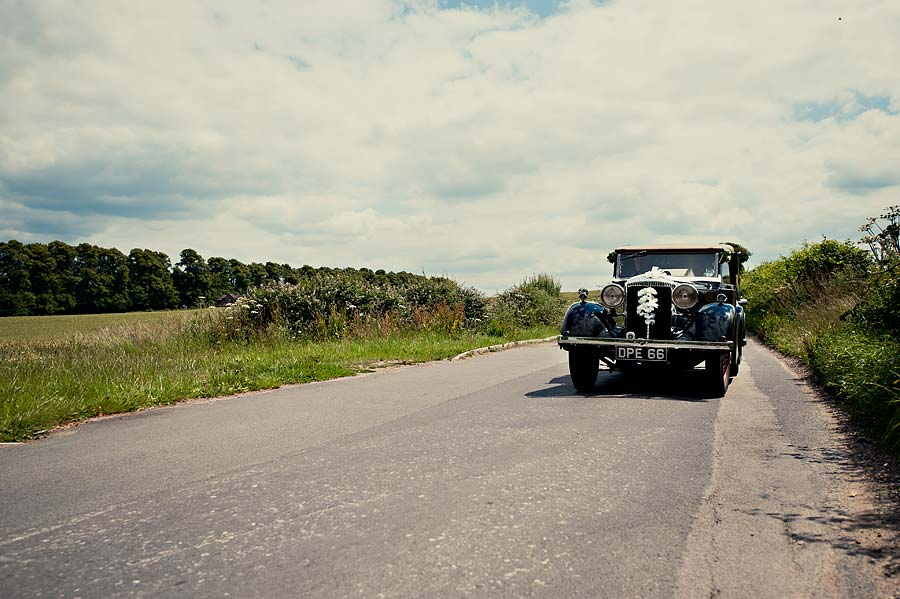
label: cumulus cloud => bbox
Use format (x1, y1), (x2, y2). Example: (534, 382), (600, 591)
(2, 0), (899, 290)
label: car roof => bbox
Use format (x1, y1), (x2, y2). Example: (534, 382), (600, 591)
(614, 243), (734, 253)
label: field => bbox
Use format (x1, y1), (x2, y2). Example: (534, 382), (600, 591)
(0, 310), (558, 442)
(0, 310), (196, 342)
(560, 289), (600, 304)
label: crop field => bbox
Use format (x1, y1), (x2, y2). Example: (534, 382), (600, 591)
(0, 310), (196, 343)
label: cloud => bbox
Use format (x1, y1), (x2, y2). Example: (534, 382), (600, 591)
(2, 0), (900, 290)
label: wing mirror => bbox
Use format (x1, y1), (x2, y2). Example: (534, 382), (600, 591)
(738, 298), (749, 307)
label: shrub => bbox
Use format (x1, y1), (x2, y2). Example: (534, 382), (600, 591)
(485, 273), (566, 335)
(850, 269), (900, 337)
(742, 239), (870, 331)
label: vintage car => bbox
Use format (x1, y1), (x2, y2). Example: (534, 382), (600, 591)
(558, 244), (747, 397)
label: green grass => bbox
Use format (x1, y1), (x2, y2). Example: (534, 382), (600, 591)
(807, 329), (900, 456)
(0, 316), (558, 442)
(0, 310), (196, 342)
(561, 290), (601, 304)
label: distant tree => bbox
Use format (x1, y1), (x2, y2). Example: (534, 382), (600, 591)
(0, 240), (35, 315)
(264, 261), (294, 284)
(73, 243), (130, 313)
(228, 258), (252, 292)
(206, 256), (235, 300)
(48, 240), (78, 314)
(173, 249), (210, 307)
(128, 249), (178, 310)
(247, 262), (269, 287)
(23, 243), (65, 315)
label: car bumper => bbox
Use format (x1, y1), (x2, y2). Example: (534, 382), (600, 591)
(557, 336), (733, 352)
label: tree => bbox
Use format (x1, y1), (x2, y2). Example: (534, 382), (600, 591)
(247, 262), (269, 287)
(173, 249), (210, 307)
(206, 256), (235, 301)
(73, 244), (130, 313)
(228, 258), (252, 293)
(0, 240), (35, 315)
(48, 240), (78, 314)
(128, 249), (178, 310)
(23, 243), (64, 315)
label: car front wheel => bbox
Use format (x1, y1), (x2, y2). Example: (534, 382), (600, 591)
(705, 351), (730, 398)
(569, 350), (599, 392)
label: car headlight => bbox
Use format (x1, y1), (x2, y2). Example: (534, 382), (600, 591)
(672, 284), (699, 309)
(599, 284), (625, 309)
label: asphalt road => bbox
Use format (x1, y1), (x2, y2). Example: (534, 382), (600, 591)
(1, 339), (896, 598)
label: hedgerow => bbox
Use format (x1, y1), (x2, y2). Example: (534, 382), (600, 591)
(743, 226), (900, 458)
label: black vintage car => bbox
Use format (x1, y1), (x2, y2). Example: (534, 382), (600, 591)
(558, 244), (747, 397)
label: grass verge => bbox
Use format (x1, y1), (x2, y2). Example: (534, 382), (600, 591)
(0, 324), (559, 442)
(807, 330), (900, 457)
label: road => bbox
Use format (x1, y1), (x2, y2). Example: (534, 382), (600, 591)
(1, 339), (897, 598)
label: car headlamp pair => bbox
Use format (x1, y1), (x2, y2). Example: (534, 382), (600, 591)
(598, 283), (699, 310)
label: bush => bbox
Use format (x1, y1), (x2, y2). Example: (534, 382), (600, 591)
(850, 269), (900, 337)
(485, 274), (566, 336)
(195, 270), (566, 344)
(742, 239), (870, 336)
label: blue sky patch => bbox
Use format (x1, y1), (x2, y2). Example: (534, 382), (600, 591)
(794, 91), (893, 123)
(439, 0), (566, 18)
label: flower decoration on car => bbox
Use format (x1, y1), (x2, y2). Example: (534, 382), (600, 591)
(636, 286), (658, 338)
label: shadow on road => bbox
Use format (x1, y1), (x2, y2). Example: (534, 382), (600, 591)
(525, 369), (713, 402)
(755, 440), (900, 578)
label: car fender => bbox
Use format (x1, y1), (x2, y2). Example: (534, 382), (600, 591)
(682, 302), (736, 342)
(561, 301), (616, 338)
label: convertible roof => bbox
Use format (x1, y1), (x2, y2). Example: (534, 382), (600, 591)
(615, 243), (734, 253)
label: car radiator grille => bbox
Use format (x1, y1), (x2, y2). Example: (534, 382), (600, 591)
(625, 284), (673, 340)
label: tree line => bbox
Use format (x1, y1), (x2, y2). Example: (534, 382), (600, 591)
(0, 240), (413, 317)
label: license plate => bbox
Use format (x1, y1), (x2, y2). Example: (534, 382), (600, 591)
(616, 346), (667, 361)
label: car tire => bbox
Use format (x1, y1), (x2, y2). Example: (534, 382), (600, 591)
(569, 350), (599, 392)
(730, 349), (740, 377)
(705, 351), (730, 398)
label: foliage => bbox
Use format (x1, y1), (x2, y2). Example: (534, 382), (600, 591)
(743, 223), (900, 458)
(722, 241), (752, 272)
(484, 273), (566, 336)
(850, 268), (900, 337)
(858, 204), (900, 264)
(742, 239), (870, 329)
(206, 270), (490, 341)
(0, 238), (492, 318)
(807, 330), (900, 456)
(128, 249), (178, 310)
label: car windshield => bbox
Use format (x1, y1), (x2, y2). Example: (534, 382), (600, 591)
(616, 252), (720, 279)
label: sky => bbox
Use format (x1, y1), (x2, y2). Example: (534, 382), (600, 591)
(1, 0), (899, 292)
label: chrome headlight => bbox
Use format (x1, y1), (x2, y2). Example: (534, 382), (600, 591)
(599, 283), (625, 309)
(672, 284), (699, 310)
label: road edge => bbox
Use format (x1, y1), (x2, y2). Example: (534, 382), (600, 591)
(450, 336), (558, 361)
